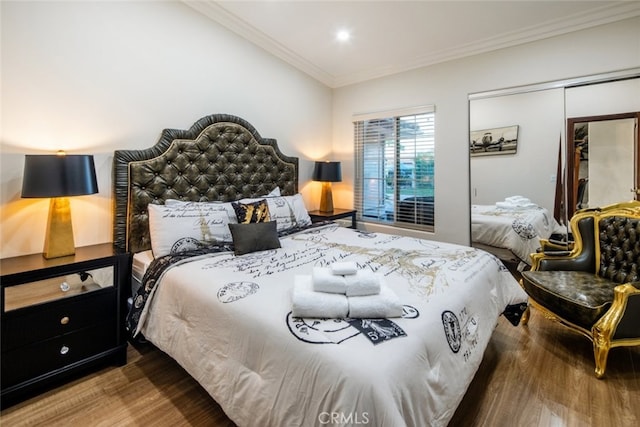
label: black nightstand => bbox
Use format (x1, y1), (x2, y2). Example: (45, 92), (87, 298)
(308, 208), (357, 229)
(0, 243), (130, 408)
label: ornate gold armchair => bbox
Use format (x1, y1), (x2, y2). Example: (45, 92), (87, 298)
(521, 201), (640, 378)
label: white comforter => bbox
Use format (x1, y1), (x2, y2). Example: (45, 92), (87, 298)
(137, 225), (527, 427)
(471, 204), (561, 264)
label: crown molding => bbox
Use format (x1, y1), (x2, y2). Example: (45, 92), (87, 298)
(183, 1), (640, 89)
(182, 0), (335, 86)
(332, 2), (640, 88)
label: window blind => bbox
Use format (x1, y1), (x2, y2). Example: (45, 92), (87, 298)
(354, 107), (435, 230)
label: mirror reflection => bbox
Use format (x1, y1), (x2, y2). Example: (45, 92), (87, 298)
(566, 113), (640, 218)
(469, 89), (564, 270)
(469, 73), (640, 271)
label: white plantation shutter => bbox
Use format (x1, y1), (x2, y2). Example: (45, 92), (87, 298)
(354, 106), (435, 230)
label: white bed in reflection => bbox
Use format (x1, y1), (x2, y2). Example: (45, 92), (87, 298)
(471, 197), (563, 265)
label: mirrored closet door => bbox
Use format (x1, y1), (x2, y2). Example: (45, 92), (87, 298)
(469, 69), (640, 265)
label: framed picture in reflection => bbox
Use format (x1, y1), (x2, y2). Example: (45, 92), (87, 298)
(470, 125), (519, 157)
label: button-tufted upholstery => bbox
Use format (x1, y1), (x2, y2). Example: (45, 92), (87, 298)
(521, 201), (640, 378)
(113, 114), (298, 253)
(599, 216), (640, 284)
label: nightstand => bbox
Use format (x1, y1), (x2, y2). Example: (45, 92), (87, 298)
(0, 243), (130, 408)
(308, 208), (357, 229)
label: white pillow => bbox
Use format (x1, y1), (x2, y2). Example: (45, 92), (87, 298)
(267, 186), (281, 197)
(239, 193), (311, 231)
(287, 193), (312, 227)
(164, 187), (279, 220)
(163, 190), (310, 233)
(147, 203), (233, 257)
(165, 199), (237, 223)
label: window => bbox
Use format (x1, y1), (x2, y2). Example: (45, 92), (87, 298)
(354, 106), (435, 230)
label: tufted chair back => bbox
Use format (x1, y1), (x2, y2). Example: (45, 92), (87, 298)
(598, 215), (640, 284)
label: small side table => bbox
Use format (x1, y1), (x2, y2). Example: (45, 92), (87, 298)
(0, 244), (130, 408)
(308, 208), (357, 229)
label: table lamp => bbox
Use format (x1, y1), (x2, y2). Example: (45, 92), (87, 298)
(21, 152), (99, 258)
(312, 161), (342, 213)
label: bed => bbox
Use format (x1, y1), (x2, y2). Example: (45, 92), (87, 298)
(113, 114), (528, 427)
(471, 201), (563, 266)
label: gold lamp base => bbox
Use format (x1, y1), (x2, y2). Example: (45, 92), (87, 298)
(319, 182), (334, 213)
(43, 197), (76, 259)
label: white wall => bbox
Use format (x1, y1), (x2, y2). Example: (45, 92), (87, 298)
(0, 1), (332, 258)
(332, 17), (640, 245)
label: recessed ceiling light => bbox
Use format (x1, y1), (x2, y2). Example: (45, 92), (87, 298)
(336, 29), (351, 42)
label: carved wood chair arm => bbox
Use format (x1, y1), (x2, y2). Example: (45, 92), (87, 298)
(593, 283), (640, 342)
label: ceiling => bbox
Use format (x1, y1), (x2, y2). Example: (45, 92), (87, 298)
(184, 1), (640, 88)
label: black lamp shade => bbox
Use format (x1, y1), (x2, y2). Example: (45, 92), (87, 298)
(22, 154), (99, 198)
(312, 161), (342, 182)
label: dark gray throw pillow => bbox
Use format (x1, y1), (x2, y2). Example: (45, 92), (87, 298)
(228, 221), (281, 255)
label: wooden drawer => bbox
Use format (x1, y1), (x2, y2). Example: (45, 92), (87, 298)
(1, 321), (117, 388)
(1, 290), (116, 351)
(4, 266), (114, 311)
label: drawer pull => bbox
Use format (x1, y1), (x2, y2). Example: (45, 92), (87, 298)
(60, 316), (70, 325)
(60, 345), (70, 355)
(60, 282), (70, 292)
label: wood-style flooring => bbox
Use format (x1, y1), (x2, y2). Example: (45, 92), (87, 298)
(2, 308), (639, 426)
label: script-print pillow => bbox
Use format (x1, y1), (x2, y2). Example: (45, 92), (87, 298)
(165, 199), (237, 224)
(148, 203), (233, 257)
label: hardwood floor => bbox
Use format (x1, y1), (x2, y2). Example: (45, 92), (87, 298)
(2, 309), (638, 426)
(450, 311), (639, 427)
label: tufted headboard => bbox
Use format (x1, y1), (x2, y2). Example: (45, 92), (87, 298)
(113, 114), (299, 253)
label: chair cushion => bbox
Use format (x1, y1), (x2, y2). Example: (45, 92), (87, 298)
(521, 270), (616, 328)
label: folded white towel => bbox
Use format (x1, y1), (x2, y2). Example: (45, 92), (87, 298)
(348, 284), (403, 318)
(292, 275), (348, 318)
(331, 262), (358, 276)
(312, 267), (347, 294)
(505, 195), (529, 204)
(496, 201), (537, 210)
(345, 270), (381, 297)
(498, 196), (536, 209)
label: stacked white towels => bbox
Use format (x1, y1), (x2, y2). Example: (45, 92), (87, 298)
(348, 285), (403, 318)
(291, 275), (348, 318)
(312, 267), (347, 294)
(291, 262), (403, 319)
(312, 263), (380, 296)
(331, 262), (358, 275)
(344, 270), (381, 297)
(495, 195), (537, 210)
